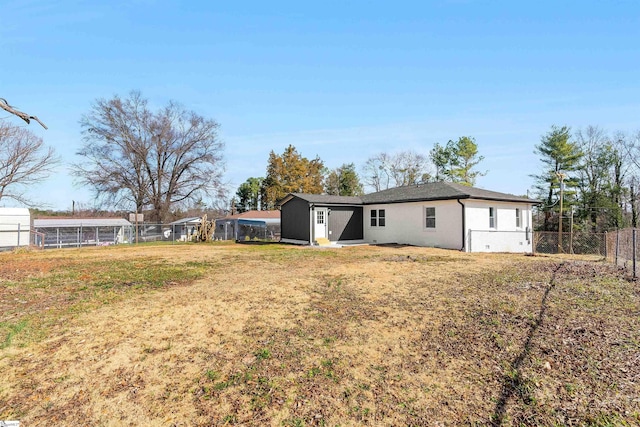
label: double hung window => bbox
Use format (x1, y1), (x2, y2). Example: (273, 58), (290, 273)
(425, 207), (436, 229)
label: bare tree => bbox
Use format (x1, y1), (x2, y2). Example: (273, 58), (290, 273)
(362, 150), (432, 192)
(362, 152), (392, 192)
(0, 122), (57, 205)
(73, 91), (225, 222)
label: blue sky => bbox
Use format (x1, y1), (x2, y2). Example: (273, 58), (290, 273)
(1, 0), (639, 210)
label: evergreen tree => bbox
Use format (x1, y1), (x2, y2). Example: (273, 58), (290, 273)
(236, 177), (263, 212)
(325, 163), (364, 196)
(531, 125), (583, 231)
(430, 136), (485, 186)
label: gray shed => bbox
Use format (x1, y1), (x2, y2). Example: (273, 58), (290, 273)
(278, 194), (364, 245)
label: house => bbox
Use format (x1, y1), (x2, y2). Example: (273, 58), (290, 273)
(278, 182), (539, 253)
(213, 210), (281, 241)
(33, 217), (133, 248)
(0, 207), (31, 250)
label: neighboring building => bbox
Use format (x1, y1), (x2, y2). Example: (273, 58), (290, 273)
(214, 210), (281, 241)
(278, 182), (539, 253)
(167, 217), (202, 241)
(0, 207), (31, 250)
(33, 217), (133, 248)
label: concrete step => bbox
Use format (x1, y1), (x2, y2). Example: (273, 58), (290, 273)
(315, 237), (331, 246)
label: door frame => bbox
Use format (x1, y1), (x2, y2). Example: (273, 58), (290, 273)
(314, 207), (328, 240)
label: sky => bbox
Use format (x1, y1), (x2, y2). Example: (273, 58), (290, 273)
(1, 0), (639, 211)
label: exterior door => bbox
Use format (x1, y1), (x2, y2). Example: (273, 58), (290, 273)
(314, 208), (328, 240)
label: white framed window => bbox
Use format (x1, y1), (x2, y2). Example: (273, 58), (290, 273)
(371, 209), (385, 227)
(515, 208), (521, 228)
(489, 207), (496, 229)
(425, 207), (436, 229)
(317, 210), (325, 225)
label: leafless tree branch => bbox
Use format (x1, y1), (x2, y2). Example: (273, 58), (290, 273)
(0, 98), (48, 129)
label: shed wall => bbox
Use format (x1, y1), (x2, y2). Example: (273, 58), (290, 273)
(281, 197), (311, 242)
(328, 207), (363, 241)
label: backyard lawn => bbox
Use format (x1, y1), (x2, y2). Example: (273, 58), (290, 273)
(1, 243), (638, 426)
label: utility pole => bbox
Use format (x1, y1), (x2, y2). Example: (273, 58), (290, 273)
(556, 172), (566, 254)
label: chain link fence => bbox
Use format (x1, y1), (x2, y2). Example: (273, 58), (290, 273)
(534, 231), (607, 256)
(608, 228), (640, 279)
(25, 220), (280, 250)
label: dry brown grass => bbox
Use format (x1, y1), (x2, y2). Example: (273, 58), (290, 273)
(0, 243), (638, 426)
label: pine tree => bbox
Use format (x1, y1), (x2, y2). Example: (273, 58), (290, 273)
(325, 163), (364, 196)
(430, 136), (485, 186)
(531, 125), (583, 231)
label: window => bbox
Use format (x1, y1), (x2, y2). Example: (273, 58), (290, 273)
(317, 210), (325, 225)
(371, 209), (385, 227)
(515, 208), (521, 228)
(489, 207), (496, 228)
(425, 207), (436, 229)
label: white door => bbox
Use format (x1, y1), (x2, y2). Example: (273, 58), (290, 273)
(314, 208), (328, 240)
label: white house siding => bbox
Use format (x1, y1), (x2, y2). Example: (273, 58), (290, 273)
(464, 200), (533, 253)
(0, 208), (31, 248)
(364, 200), (463, 249)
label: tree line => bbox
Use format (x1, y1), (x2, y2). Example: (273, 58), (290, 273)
(2, 91), (640, 232)
(533, 125), (640, 232)
(234, 136), (485, 211)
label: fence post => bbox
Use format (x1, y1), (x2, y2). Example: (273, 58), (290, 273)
(633, 229), (637, 280)
(17, 223), (20, 247)
(615, 229), (619, 266)
(604, 231), (607, 258)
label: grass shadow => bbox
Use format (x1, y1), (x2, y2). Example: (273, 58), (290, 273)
(490, 262), (565, 426)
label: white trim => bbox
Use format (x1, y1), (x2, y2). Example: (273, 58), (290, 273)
(423, 206), (436, 231)
(314, 208), (328, 239)
(489, 206), (497, 229)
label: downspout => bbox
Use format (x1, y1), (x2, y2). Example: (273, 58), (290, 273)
(457, 199), (466, 252)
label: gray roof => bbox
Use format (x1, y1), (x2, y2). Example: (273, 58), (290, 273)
(34, 218), (132, 228)
(361, 182), (538, 204)
(280, 182), (538, 207)
(282, 193), (363, 206)
(169, 217), (202, 225)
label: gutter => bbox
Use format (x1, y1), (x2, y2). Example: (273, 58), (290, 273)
(457, 199), (466, 252)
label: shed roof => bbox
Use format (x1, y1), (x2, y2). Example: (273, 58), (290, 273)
(169, 217), (202, 225)
(34, 217), (132, 228)
(279, 193), (363, 206)
(0, 207), (30, 216)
